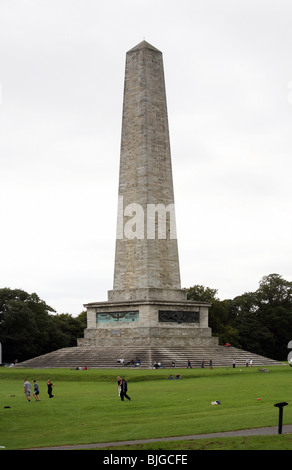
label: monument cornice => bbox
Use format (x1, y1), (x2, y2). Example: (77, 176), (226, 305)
(84, 300), (211, 308)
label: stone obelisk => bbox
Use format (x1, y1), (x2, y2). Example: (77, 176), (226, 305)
(80, 41), (217, 349)
(109, 40), (184, 303)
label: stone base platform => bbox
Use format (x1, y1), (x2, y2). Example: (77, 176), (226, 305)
(78, 326), (218, 348)
(17, 345), (283, 369)
(79, 298), (216, 348)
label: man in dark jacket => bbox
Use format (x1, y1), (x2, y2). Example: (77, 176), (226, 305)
(120, 377), (131, 401)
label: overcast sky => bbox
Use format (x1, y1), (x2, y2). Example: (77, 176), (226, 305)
(0, 0), (291, 316)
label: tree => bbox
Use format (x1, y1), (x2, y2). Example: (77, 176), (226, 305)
(53, 313), (85, 347)
(0, 288), (86, 363)
(185, 285), (239, 345)
(257, 274), (292, 307)
(185, 285), (218, 303)
(229, 274), (292, 360)
(0, 288), (58, 362)
(76, 310), (87, 330)
(185, 274), (292, 360)
(255, 274), (292, 359)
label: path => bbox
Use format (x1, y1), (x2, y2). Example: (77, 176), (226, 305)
(27, 425), (292, 450)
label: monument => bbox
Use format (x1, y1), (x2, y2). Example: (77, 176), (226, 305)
(79, 40), (218, 350)
(17, 41), (283, 368)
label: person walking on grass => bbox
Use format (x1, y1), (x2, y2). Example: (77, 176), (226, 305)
(24, 379), (31, 403)
(33, 379), (40, 401)
(120, 377), (131, 401)
(47, 379), (54, 398)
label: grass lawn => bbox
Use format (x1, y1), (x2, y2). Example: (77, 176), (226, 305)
(0, 365), (291, 450)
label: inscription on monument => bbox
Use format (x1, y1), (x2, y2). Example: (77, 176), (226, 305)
(97, 311), (139, 323)
(158, 310), (199, 323)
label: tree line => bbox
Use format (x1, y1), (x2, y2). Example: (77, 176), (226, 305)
(186, 273), (292, 361)
(0, 288), (86, 363)
(0, 273), (291, 363)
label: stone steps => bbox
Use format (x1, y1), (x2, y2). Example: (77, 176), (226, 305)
(17, 345), (283, 369)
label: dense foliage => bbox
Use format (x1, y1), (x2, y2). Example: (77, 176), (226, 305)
(0, 273), (291, 362)
(186, 273), (292, 361)
(0, 288), (86, 363)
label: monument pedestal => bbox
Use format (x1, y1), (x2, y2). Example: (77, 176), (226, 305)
(78, 291), (218, 348)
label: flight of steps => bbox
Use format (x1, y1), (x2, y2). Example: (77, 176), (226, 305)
(17, 345), (283, 369)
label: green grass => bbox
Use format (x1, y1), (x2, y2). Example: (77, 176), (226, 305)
(0, 365), (291, 450)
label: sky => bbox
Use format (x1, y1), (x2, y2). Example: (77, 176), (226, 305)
(0, 0), (291, 316)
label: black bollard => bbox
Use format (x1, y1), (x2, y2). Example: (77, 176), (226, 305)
(274, 402), (288, 434)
